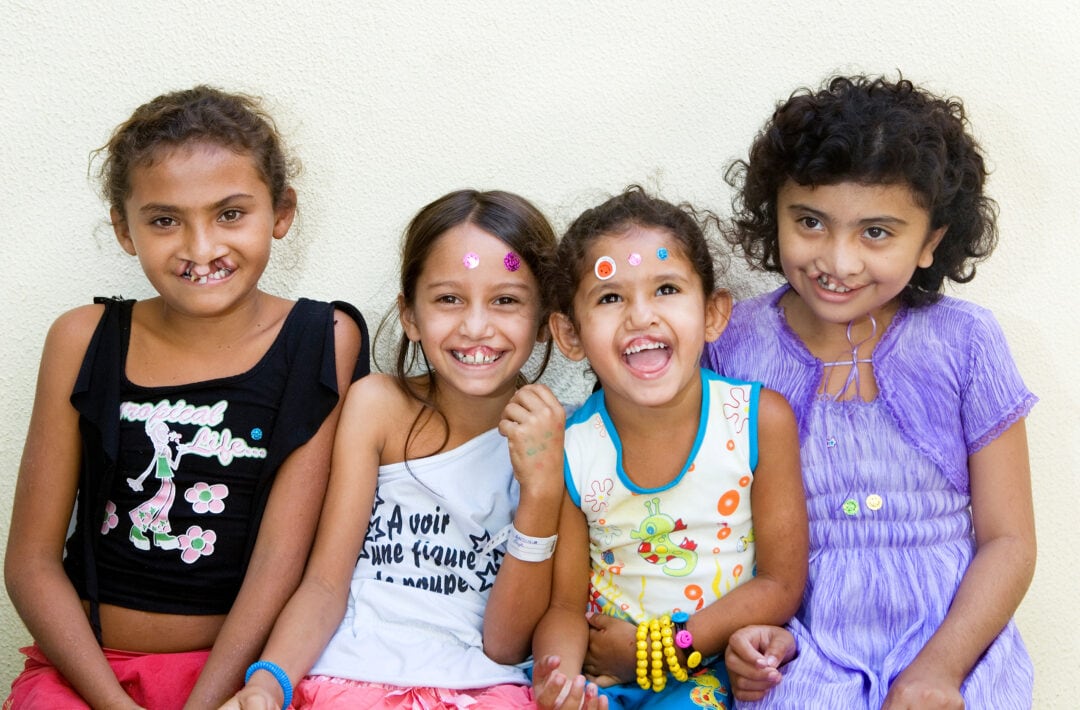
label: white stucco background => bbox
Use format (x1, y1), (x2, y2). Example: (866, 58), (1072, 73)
(1, 1), (1077, 705)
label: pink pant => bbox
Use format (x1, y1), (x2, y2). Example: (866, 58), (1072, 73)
(4, 644), (210, 710)
(291, 675), (536, 709)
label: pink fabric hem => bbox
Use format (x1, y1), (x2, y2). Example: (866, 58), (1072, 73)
(4, 644), (210, 710)
(292, 675), (535, 709)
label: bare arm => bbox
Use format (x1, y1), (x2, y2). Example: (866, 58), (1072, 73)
(185, 310), (362, 709)
(683, 388), (807, 657)
(882, 419), (1035, 709)
(531, 490), (595, 709)
(217, 373), (388, 710)
(5, 306), (146, 709)
(483, 384), (566, 664)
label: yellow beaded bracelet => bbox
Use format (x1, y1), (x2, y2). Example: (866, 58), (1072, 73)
(633, 615), (694, 692)
(659, 615), (689, 682)
(635, 620), (651, 690)
(650, 618), (666, 692)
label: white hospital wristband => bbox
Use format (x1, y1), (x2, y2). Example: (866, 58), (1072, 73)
(506, 525), (558, 562)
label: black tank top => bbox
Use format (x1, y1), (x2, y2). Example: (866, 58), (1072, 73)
(63, 297), (368, 616)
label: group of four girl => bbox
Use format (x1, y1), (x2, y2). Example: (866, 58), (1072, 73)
(5, 74), (1035, 710)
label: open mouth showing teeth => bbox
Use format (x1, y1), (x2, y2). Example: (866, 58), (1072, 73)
(817, 275), (851, 293)
(453, 350), (500, 365)
(623, 342), (668, 356)
(183, 268), (232, 284)
(623, 340), (670, 373)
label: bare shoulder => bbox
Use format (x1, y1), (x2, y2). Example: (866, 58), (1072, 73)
(331, 305), (363, 335)
(340, 373), (430, 461)
(331, 305), (363, 356)
(42, 303), (107, 365)
(342, 372), (412, 418)
(47, 302), (105, 340)
(756, 387), (796, 432)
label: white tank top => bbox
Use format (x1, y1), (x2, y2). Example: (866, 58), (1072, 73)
(309, 427), (527, 688)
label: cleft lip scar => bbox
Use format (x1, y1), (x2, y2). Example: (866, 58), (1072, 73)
(816, 274), (852, 293)
(181, 265), (233, 283)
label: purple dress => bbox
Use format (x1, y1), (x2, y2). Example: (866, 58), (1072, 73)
(703, 286), (1035, 709)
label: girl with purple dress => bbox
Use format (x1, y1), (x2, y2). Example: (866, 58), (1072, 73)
(704, 75), (1036, 709)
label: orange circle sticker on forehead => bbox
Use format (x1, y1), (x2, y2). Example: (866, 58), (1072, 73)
(594, 256), (616, 280)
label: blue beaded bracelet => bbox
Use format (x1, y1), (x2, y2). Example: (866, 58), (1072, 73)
(245, 660), (293, 710)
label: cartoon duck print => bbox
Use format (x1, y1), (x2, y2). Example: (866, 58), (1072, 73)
(629, 498), (698, 577)
(689, 671), (731, 709)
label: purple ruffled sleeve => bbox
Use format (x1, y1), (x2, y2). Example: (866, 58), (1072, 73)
(875, 298), (1037, 493)
(960, 306), (1038, 455)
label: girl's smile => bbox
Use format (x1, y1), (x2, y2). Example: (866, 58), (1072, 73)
(182, 264), (234, 284)
(452, 345), (502, 366)
(622, 336), (671, 377)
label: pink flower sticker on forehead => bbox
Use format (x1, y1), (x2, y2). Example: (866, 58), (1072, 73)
(462, 252), (480, 269)
(504, 252), (522, 272)
(627, 252), (642, 266)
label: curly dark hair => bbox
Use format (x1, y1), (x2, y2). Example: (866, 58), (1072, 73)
(551, 186), (720, 321)
(726, 74), (998, 306)
(96, 85), (298, 220)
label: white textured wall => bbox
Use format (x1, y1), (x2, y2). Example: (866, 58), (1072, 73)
(2, 1), (1077, 705)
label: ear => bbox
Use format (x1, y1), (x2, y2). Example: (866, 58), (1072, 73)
(918, 226), (948, 269)
(704, 289), (733, 343)
(398, 293), (421, 343)
(112, 208), (137, 256)
(549, 312), (587, 361)
(272, 188), (297, 240)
